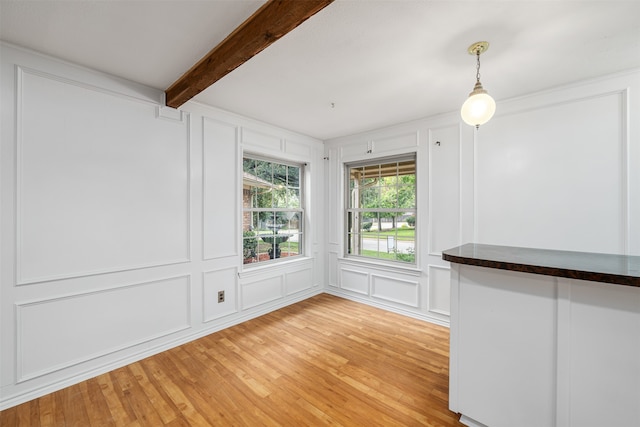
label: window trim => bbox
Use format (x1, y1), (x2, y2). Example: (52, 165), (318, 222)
(344, 153), (417, 265)
(242, 154), (305, 267)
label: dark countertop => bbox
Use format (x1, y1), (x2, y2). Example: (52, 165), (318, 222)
(442, 243), (640, 288)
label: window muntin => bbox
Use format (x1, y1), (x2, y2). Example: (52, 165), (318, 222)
(243, 156), (303, 265)
(346, 156), (416, 264)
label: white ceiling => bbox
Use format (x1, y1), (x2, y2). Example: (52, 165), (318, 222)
(2, 0), (639, 140)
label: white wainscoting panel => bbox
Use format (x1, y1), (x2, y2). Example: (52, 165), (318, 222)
(203, 117), (238, 260)
(284, 139), (311, 158)
(456, 266), (557, 427)
(429, 125), (461, 255)
(340, 141), (369, 158)
(566, 279), (640, 427)
(328, 251), (339, 287)
(427, 264), (451, 316)
(326, 148), (340, 246)
(371, 274), (419, 307)
(339, 268), (369, 295)
(241, 127), (282, 151)
(477, 91), (627, 254)
(286, 267), (313, 296)
(371, 131), (418, 154)
(203, 267), (238, 322)
(16, 276), (190, 381)
(241, 274), (283, 310)
(16, 67), (189, 284)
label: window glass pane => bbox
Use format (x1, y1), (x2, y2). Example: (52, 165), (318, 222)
(287, 166), (299, 188)
(273, 187), (287, 208)
(254, 160), (273, 183)
(243, 158), (256, 174)
(287, 188), (300, 208)
(243, 230), (258, 264)
(398, 184), (416, 209)
(360, 187), (379, 208)
(273, 163), (287, 186)
(380, 184), (398, 209)
(253, 186), (272, 209)
(282, 212), (301, 231)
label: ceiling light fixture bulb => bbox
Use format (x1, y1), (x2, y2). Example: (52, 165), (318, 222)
(461, 41), (496, 129)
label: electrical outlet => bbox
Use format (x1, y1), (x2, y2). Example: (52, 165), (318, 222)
(217, 290), (225, 303)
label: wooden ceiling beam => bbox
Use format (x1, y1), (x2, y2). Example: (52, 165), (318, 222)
(165, 0), (334, 109)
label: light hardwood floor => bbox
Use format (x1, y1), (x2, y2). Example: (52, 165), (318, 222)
(0, 293), (463, 426)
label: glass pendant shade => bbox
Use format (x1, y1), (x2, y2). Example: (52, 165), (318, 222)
(460, 81), (496, 127)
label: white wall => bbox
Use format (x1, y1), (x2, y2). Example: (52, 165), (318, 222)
(323, 118), (469, 325)
(2, 40), (638, 411)
(324, 68), (640, 324)
(0, 44), (324, 409)
(475, 71), (640, 255)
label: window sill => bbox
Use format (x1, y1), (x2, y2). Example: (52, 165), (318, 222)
(339, 256), (422, 277)
(239, 256), (313, 279)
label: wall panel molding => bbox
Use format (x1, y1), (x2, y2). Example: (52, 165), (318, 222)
(240, 274), (283, 310)
(428, 124), (461, 256)
(15, 66), (190, 285)
(203, 267), (238, 322)
(285, 267), (313, 296)
(427, 264), (451, 316)
(15, 275), (191, 382)
(241, 127), (283, 152)
(475, 88), (629, 255)
(371, 273), (419, 307)
(202, 117), (239, 260)
(339, 268), (369, 295)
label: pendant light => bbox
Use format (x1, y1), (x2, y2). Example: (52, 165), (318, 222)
(460, 41), (496, 128)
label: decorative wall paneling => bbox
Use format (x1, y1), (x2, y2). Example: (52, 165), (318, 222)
(203, 267), (238, 322)
(475, 71), (639, 256)
(325, 124), (458, 326)
(477, 91), (628, 253)
(0, 44), (323, 410)
(339, 268), (370, 295)
(241, 274), (284, 310)
(325, 70), (640, 328)
(15, 66), (190, 285)
(371, 273), (420, 307)
(428, 125), (461, 256)
(427, 264), (451, 316)
(16, 276), (191, 382)
(203, 117), (239, 260)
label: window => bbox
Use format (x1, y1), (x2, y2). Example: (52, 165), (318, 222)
(345, 155), (416, 264)
(242, 156), (303, 265)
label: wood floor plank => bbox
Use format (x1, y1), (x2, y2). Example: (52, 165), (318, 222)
(0, 294), (463, 426)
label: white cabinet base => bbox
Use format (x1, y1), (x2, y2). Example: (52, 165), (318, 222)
(449, 264), (640, 427)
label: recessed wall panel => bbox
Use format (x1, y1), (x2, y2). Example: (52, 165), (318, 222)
(340, 268), (369, 295)
(241, 275), (283, 310)
(17, 69), (189, 284)
(328, 251), (339, 287)
(429, 125), (461, 254)
(203, 118), (238, 260)
(285, 140), (311, 157)
(428, 265), (451, 316)
(372, 132), (418, 153)
(242, 128), (282, 151)
(286, 267), (313, 295)
(203, 267), (238, 322)
(371, 274), (419, 307)
(17, 276), (190, 381)
(477, 92), (626, 254)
